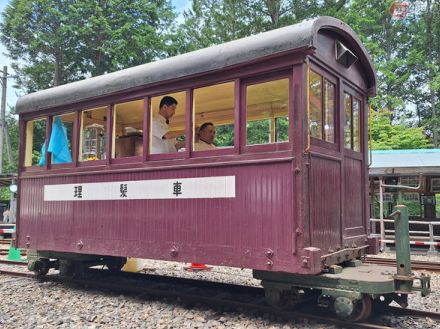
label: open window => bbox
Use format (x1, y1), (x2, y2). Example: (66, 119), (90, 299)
(245, 78), (289, 146)
(79, 106), (107, 161)
(24, 118), (47, 167)
(193, 81), (235, 151)
(112, 99), (144, 159)
(49, 113), (74, 164)
(150, 91), (186, 155)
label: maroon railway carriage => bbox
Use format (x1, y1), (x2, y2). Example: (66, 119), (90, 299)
(17, 17), (376, 276)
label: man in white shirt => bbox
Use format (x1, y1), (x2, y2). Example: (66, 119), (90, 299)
(194, 122), (216, 151)
(151, 96), (185, 154)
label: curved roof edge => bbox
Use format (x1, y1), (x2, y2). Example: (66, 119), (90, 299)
(16, 16), (376, 115)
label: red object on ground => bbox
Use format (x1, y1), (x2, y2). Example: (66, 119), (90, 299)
(185, 263), (212, 272)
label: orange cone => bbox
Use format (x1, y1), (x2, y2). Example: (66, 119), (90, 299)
(185, 263), (212, 272)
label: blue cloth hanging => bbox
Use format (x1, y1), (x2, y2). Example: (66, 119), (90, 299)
(39, 117), (72, 165)
(38, 142), (46, 166)
(48, 117), (72, 163)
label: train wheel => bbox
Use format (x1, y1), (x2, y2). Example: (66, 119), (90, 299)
(334, 295), (372, 322)
(264, 287), (282, 306)
(105, 257), (127, 272)
(264, 286), (302, 308)
(59, 260), (75, 277)
(33, 259), (50, 277)
(373, 294), (393, 314)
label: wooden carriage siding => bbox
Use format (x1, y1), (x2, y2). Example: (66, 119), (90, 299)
(16, 17), (376, 275)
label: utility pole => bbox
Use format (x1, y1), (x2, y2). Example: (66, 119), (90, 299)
(0, 66), (13, 174)
(0, 66), (6, 174)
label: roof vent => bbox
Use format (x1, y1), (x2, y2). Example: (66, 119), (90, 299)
(335, 41), (358, 68)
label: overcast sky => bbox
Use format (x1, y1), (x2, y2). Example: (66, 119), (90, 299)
(0, 0), (191, 110)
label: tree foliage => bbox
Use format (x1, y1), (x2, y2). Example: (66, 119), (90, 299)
(0, 0), (177, 92)
(371, 110), (432, 149)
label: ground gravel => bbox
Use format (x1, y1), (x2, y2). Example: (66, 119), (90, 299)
(0, 251), (439, 328)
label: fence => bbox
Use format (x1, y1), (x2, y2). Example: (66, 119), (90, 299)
(370, 218), (440, 254)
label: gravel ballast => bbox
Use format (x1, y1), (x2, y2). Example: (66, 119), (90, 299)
(0, 252), (439, 328)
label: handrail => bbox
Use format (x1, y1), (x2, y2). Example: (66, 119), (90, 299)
(370, 217), (440, 253)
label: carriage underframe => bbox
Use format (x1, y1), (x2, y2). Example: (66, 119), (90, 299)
(27, 205), (431, 322)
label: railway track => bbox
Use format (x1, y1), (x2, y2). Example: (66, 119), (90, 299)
(0, 264), (438, 329)
(365, 257), (440, 272)
(0, 259), (33, 277)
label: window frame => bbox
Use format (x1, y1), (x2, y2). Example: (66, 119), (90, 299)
(308, 65), (339, 151)
(75, 104), (111, 167)
(110, 97), (145, 164)
(22, 116), (49, 171)
(20, 67), (299, 172)
(342, 85), (363, 155)
(147, 89), (189, 162)
(190, 80), (237, 158)
(48, 111), (78, 170)
(241, 70), (292, 154)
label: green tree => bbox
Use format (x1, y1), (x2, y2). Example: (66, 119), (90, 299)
(371, 110), (432, 149)
(0, 0), (177, 92)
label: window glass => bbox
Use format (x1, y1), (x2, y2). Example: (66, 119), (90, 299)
(214, 124), (234, 147)
(24, 118), (47, 166)
(353, 98), (361, 151)
(113, 99), (144, 158)
(309, 71), (322, 139)
(246, 78), (289, 145)
(150, 91), (186, 154)
(344, 93), (352, 149)
(50, 113), (74, 164)
(324, 81), (335, 143)
(308, 70), (336, 143)
(193, 81), (234, 151)
(79, 106), (107, 161)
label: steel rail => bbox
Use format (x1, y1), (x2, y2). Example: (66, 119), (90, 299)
(388, 306), (440, 321)
(0, 267), (401, 329)
(0, 266), (435, 328)
(364, 257), (440, 272)
(0, 269), (35, 278)
(0, 259), (27, 266)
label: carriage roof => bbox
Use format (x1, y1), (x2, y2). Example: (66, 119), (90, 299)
(16, 16), (376, 115)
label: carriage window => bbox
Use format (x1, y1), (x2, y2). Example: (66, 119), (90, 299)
(113, 99), (144, 158)
(49, 113), (74, 164)
(353, 98), (361, 151)
(193, 81), (234, 151)
(24, 118), (47, 167)
(309, 70), (335, 142)
(344, 93), (352, 148)
(150, 91), (186, 155)
(79, 106), (107, 161)
(324, 81), (335, 142)
(344, 93), (361, 151)
(246, 78), (289, 145)
(309, 71), (322, 139)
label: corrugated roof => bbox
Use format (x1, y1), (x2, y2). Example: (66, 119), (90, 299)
(16, 16), (376, 115)
(369, 149), (440, 175)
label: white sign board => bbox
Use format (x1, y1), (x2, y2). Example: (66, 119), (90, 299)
(44, 176), (235, 201)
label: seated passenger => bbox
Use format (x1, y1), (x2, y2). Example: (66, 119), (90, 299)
(194, 122), (216, 151)
(151, 96), (185, 154)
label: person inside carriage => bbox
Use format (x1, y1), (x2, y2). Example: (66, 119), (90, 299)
(151, 96), (185, 154)
(194, 122), (217, 151)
